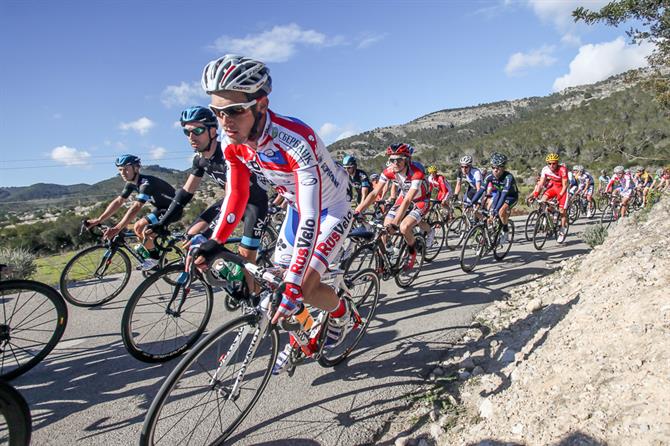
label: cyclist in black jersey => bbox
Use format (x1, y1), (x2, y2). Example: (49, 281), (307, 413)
(86, 154), (177, 270)
(151, 106), (269, 290)
(471, 152), (518, 243)
(343, 154), (370, 204)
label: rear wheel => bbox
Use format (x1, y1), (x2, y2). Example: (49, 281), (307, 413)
(445, 216), (468, 250)
(342, 244), (377, 277)
(0, 380), (32, 446)
(493, 220), (515, 261)
(600, 204), (617, 229)
(423, 212), (446, 262)
(59, 245), (131, 307)
(121, 265), (213, 363)
(318, 269), (380, 367)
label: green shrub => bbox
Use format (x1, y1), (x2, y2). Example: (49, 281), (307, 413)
(0, 247), (36, 279)
(581, 224), (608, 248)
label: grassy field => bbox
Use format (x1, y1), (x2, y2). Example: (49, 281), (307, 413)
(34, 251), (76, 286)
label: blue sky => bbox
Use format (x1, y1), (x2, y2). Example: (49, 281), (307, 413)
(0, 0), (652, 187)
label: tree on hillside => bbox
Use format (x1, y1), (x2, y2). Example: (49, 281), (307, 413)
(574, 0), (670, 109)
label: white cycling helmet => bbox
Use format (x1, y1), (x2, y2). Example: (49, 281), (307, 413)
(460, 155), (473, 166)
(201, 55), (272, 99)
(613, 165), (624, 174)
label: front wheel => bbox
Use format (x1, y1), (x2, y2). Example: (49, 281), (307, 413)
(423, 218), (446, 263)
(524, 210), (538, 242)
(318, 269), (380, 367)
(121, 265), (213, 363)
(460, 225), (486, 273)
(493, 220), (515, 261)
(0, 381), (32, 446)
(532, 214), (550, 250)
(140, 315), (278, 446)
(600, 204), (617, 229)
(0, 280), (68, 380)
(394, 236), (425, 288)
(59, 245), (131, 307)
(567, 202), (580, 224)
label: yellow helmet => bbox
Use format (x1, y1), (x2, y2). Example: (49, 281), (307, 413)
(545, 152), (560, 163)
(427, 165), (438, 174)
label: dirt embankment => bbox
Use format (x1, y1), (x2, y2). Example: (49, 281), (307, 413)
(381, 198), (670, 446)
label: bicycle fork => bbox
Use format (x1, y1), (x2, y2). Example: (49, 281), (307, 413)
(212, 318), (269, 401)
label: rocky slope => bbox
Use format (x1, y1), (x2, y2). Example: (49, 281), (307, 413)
(379, 197), (670, 446)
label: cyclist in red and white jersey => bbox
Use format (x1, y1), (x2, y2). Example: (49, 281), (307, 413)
(531, 152), (569, 243)
(427, 165), (452, 204)
(194, 55), (354, 359)
(355, 143), (431, 269)
(606, 165), (635, 217)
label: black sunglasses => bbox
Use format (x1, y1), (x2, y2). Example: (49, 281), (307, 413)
(182, 127), (207, 137)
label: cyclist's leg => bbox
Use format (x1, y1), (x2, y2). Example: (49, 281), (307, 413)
(239, 201), (267, 292)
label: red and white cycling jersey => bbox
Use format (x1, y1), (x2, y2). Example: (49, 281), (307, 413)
(540, 164), (568, 187)
(428, 174), (452, 201)
(379, 162), (430, 201)
(212, 110), (350, 287)
(606, 173), (634, 193)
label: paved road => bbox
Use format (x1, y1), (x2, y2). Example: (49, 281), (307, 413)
(12, 216), (592, 445)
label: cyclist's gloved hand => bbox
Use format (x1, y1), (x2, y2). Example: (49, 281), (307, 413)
(192, 239), (224, 269)
(272, 283), (303, 324)
(146, 223), (168, 236)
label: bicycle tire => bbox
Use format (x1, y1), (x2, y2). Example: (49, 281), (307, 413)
(532, 213), (550, 250)
(567, 202), (579, 225)
(524, 210), (538, 242)
(493, 220), (515, 261)
(394, 236), (425, 288)
(318, 269), (380, 367)
(600, 204), (616, 229)
(445, 216), (468, 250)
(0, 280), (68, 380)
(140, 314), (279, 446)
(342, 244), (377, 277)
(121, 264), (213, 363)
(158, 246), (185, 286)
(459, 225), (486, 273)
(424, 216), (446, 263)
(0, 380), (32, 446)
(59, 245), (131, 307)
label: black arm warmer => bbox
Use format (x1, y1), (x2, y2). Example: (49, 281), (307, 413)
(157, 188), (193, 226)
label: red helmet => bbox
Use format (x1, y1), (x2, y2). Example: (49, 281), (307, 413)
(386, 143), (412, 157)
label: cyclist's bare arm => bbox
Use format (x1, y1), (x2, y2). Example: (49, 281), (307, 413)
(355, 180), (386, 213)
(89, 196), (125, 226)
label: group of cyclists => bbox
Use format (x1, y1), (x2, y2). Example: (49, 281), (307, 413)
(73, 53), (670, 444)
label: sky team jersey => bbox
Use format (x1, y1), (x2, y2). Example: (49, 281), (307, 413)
(349, 168), (371, 203)
(213, 110), (350, 287)
(120, 174), (175, 209)
(379, 161), (430, 201)
(540, 164), (568, 187)
(191, 141), (268, 205)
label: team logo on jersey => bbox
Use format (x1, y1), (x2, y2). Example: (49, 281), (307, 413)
(226, 213), (237, 224)
(300, 177), (317, 186)
(271, 126), (278, 139)
(278, 131), (301, 149)
(290, 218), (316, 275)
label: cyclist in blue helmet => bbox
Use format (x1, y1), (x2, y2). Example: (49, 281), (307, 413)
(148, 104), (270, 292)
(86, 154), (177, 270)
(342, 154), (371, 204)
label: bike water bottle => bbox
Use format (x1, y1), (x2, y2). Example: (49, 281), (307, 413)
(134, 244), (150, 259)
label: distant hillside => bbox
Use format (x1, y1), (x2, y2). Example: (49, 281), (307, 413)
(329, 69), (670, 175)
(0, 165), (188, 215)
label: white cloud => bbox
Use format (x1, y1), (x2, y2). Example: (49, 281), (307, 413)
(172, 120), (182, 129)
(357, 32), (387, 49)
(212, 23), (339, 63)
(51, 146), (91, 166)
(150, 147), (167, 160)
(527, 0), (609, 31)
(505, 45), (557, 76)
(119, 117), (154, 135)
(161, 81), (207, 108)
(561, 32), (582, 46)
(553, 37), (654, 91)
(319, 122), (358, 144)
